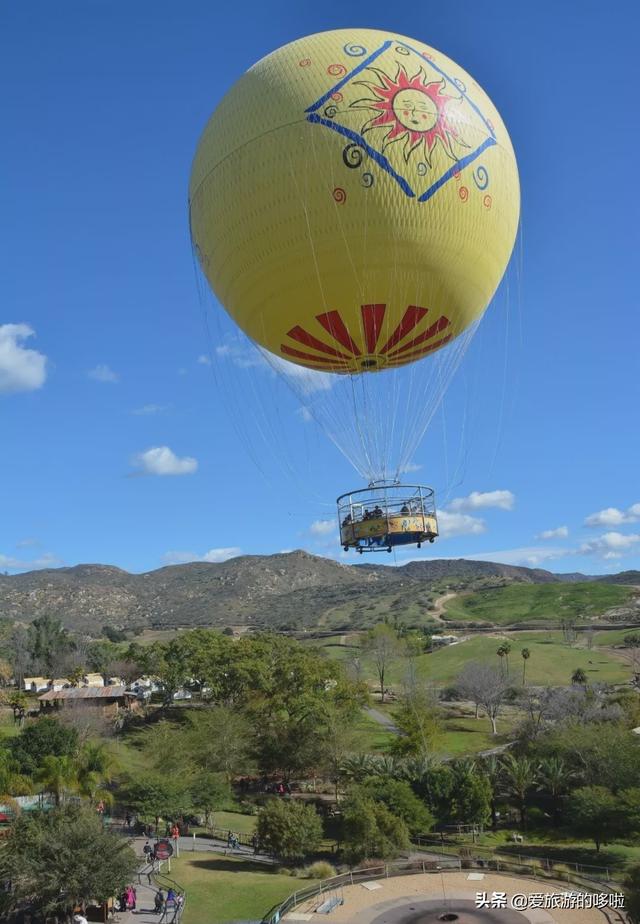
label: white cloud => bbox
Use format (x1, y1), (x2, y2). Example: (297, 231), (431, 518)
(133, 446), (198, 476)
(400, 463), (422, 474)
(438, 510), (486, 538)
(131, 404), (169, 416)
(580, 532), (640, 558)
(162, 547), (241, 565)
(15, 537), (40, 549)
(448, 546), (571, 567)
(197, 354), (212, 365)
(297, 407), (313, 423)
(0, 324), (47, 394)
(0, 552), (63, 572)
(584, 504), (640, 528)
(263, 351), (334, 395)
(309, 519), (335, 537)
(88, 363), (119, 383)
(537, 526), (569, 540)
(449, 490), (515, 512)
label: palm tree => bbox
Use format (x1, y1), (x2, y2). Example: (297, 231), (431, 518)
(502, 642), (512, 677)
(500, 753), (539, 830)
(496, 645), (507, 675)
(571, 667), (587, 685)
(77, 743), (115, 807)
(538, 757), (574, 826)
(35, 755), (77, 806)
(480, 756), (502, 831)
(340, 753), (376, 784)
(521, 648), (531, 685)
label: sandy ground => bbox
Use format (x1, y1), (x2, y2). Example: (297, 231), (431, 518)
(284, 870), (621, 924)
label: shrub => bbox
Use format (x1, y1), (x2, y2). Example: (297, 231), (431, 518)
(300, 861), (337, 880)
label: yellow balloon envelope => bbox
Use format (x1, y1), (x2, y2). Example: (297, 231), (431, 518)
(190, 28), (520, 374)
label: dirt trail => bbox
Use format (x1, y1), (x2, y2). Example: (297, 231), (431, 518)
(429, 591), (458, 623)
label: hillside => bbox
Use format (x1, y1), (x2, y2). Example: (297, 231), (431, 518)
(0, 553), (637, 636)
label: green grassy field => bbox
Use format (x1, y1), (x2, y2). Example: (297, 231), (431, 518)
(172, 853), (303, 924)
(442, 583), (634, 626)
(316, 631), (631, 688)
(414, 633), (630, 686)
(0, 708), (21, 741)
(210, 811), (257, 835)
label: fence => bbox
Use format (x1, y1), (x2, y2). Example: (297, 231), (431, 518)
(261, 851), (627, 924)
(261, 857), (461, 924)
(410, 836), (617, 883)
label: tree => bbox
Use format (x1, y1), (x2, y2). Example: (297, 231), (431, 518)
(521, 648), (530, 685)
(257, 799), (322, 862)
(568, 786), (622, 852)
(480, 756), (502, 831)
(5, 691), (27, 725)
(10, 717), (79, 776)
(341, 792), (409, 863)
(390, 687), (441, 759)
(127, 776), (193, 830)
(360, 779), (434, 835)
(76, 742), (116, 806)
(185, 706), (251, 782)
(624, 862), (640, 924)
(450, 764), (492, 828)
(27, 614), (72, 678)
(35, 755), (77, 806)
(538, 756), (574, 826)
(571, 667), (587, 685)
(500, 754), (538, 830)
(0, 804), (137, 918)
(456, 662), (511, 734)
(190, 772), (230, 829)
(501, 642), (512, 677)
(364, 624), (400, 703)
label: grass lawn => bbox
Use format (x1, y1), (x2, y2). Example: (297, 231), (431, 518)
(210, 811), (256, 835)
(0, 708), (20, 740)
(315, 629), (631, 690)
(442, 583), (634, 626)
(171, 853), (304, 924)
(437, 714), (515, 757)
(414, 634), (630, 687)
(594, 628), (640, 647)
(354, 710), (396, 752)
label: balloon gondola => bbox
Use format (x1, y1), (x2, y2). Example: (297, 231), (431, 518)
(338, 484), (438, 554)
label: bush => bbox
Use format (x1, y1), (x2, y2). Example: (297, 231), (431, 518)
(257, 799), (323, 862)
(302, 861), (337, 880)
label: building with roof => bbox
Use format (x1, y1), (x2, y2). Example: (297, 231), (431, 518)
(23, 676), (50, 693)
(38, 685), (140, 717)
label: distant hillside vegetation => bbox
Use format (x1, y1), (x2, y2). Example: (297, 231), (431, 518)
(0, 552), (637, 635)
(442, 582), (639, 626)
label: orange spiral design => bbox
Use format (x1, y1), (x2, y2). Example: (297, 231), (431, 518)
(327, 63), (347, 76)
(458, 186), (469, 202)
(332, 187), (347, 204)
(483, 194), (492, 209)
(299, 58), (311, 67)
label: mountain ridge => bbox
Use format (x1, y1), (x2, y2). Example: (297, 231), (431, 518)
(0, 551), (637, 635)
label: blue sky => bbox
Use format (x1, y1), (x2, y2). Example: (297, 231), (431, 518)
(2, 0), (638, 576)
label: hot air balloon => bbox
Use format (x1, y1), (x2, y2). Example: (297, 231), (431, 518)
(189, 28), (520, 553)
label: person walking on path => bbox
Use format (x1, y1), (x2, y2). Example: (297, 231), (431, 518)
(155, 889), (166, 914)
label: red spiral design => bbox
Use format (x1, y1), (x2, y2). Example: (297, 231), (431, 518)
(299, 58), (311, 68)
(327, 63), (347, 77)
(483, 194), (492, 209)
(331, 91), (344, 102)
(332, 187), (347, 204)
(458, 186), (469, 202)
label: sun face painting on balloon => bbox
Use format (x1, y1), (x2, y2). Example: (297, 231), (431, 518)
(189, 28), (520, 552)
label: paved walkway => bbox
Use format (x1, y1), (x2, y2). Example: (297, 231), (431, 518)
(114, 832), (275, 923)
